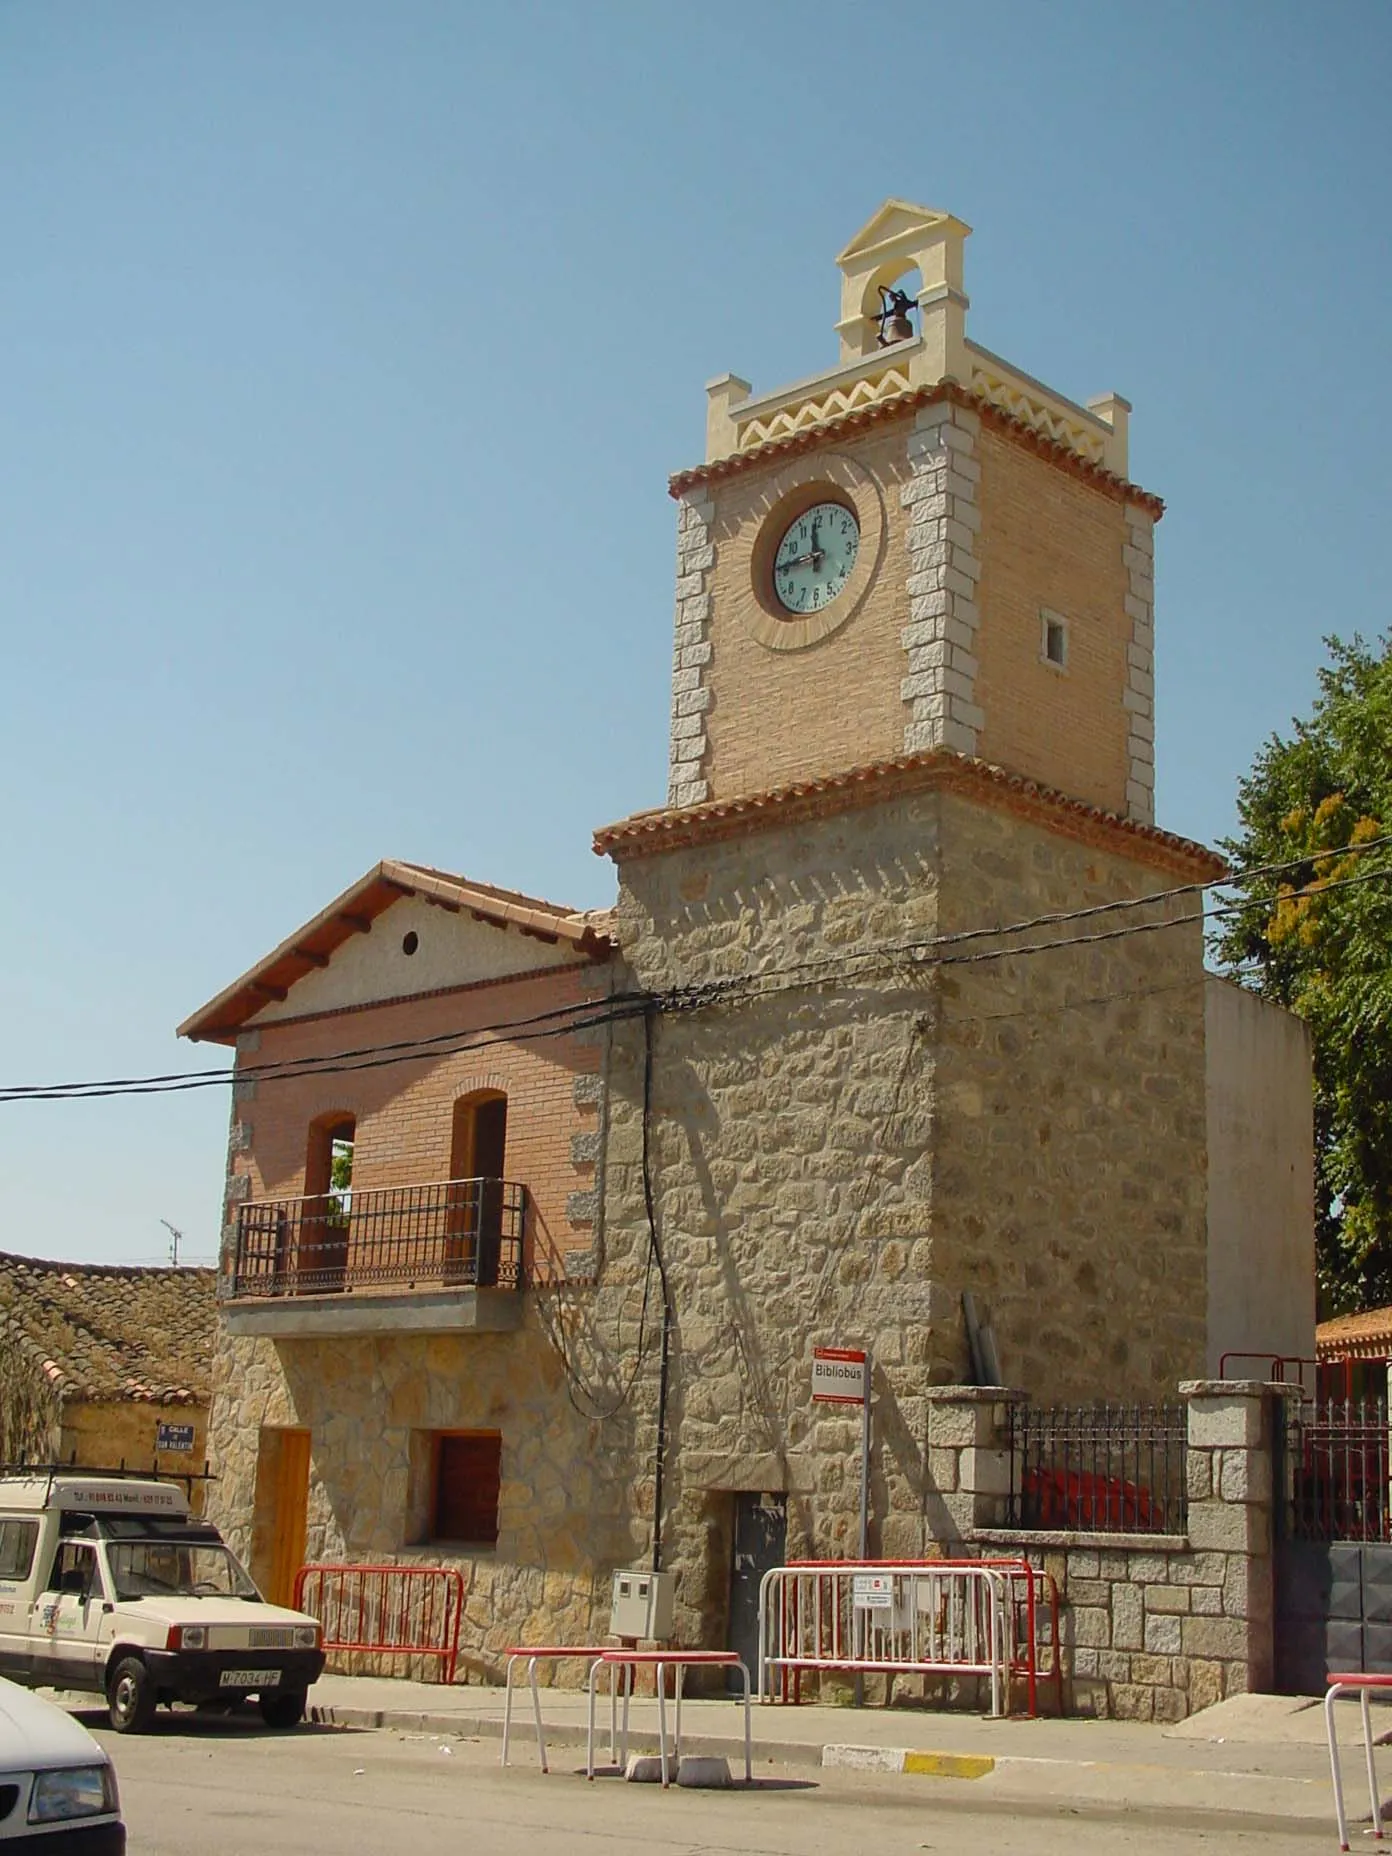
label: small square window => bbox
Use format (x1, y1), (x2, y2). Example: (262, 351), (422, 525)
(430, 1431), (501, 1546)
(1040, 610), (1068, 670)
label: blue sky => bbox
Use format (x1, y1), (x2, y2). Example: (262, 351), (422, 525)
(2, 1), (1388, 1264)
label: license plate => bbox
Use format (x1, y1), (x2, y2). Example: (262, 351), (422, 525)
(219, 1669), (280, 1688)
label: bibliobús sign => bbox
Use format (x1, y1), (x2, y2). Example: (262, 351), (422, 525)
(811, 1346), (868, 1405)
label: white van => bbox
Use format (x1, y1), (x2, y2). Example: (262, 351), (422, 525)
(0, 1472), (324, 1733)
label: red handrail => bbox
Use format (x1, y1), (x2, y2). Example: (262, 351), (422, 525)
(293, 1562), (465, 1685)
(1219, 1351), (1317, 1392)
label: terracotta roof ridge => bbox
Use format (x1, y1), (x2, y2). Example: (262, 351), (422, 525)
(0, 1249), (215, 1280)
(594, 750), (1224, 876)
(668, 379), (1164, 518)
(386, 860), (597, 925)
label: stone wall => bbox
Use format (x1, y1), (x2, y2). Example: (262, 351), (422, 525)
(59, 1398), (209, 1509)
(207, 1315), (638, 1678)
(928, 1379), (1286, 1720)
(930, 791), (1210, 1401)
(604, 780), (1215, 1649)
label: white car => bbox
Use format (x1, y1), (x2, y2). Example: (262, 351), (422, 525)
(0, 1676), (124, 1849)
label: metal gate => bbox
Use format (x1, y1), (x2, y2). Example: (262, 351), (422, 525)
(1276, 1397), (1392, 1693)
(727, 1493), (786, 1690)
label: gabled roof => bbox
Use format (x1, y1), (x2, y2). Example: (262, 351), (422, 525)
(835, 198), (970, 266)
(178, 859), (615, 1045)
(1317, 1305), (1392, 1363)
(0, 1251), (215, 1406)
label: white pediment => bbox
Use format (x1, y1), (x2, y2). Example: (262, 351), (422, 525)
(249, 894), (583, 1023)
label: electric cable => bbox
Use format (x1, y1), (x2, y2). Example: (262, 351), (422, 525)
(2, 844), (1388, 1105)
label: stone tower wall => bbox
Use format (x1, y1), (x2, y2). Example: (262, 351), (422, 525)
(603, 783), (1212, 1646)
(930, 792), (1210, 1400)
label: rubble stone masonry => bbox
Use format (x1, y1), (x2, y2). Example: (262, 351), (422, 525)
(931, 1380), (1286, 1720)
(603, 783), (1213, 1648)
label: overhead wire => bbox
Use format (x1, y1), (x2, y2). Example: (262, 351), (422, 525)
(2, 843), (1389, 1106)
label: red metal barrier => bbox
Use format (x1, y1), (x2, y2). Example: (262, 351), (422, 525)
(293, 1563), (465, 1685)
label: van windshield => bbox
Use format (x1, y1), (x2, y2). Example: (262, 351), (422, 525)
(106, 1539), (259, 1601)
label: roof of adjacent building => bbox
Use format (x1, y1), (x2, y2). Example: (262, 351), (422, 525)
(179, 859), (616, 1044)
(1317, 1305), (1392, 1363)
(0, 1252), (215, 1405)
(594, 748), (1227, 881)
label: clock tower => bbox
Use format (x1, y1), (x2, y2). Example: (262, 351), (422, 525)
(664, 200), (1156, 827)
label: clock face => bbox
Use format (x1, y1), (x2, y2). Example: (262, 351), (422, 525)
(772, 501), (860, 615)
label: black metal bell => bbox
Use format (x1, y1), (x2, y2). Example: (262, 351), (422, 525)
(876, 285), (916, 347)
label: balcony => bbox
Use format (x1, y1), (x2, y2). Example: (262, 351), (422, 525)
(222, 1178), (527, 1339)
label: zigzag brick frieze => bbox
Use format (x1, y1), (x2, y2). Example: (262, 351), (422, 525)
(670, 381), (1164, 521)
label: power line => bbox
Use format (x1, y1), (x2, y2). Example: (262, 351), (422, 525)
(2, 843), (1388, 1107)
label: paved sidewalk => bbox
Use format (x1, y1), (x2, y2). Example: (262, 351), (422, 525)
(300, 1671), (1373, 1829)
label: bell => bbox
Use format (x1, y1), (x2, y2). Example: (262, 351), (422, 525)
(875, 285), (916, 348)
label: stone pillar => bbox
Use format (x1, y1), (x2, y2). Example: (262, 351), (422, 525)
(1180, 1378), (1291, 1700)
(924, 1386), (1027, 1547)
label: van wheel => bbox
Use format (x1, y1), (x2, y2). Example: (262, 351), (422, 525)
(108, 1657), (158, 1734)
(259, 1689), (307, 1729)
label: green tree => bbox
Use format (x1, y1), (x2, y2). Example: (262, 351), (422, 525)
(1214, 634), (1392, 1315)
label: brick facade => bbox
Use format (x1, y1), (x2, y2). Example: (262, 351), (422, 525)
(223, 960), (608, 1281)
(681, 398), (1152, 825)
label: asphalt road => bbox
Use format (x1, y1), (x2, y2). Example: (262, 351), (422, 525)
(84, 1709), (1335, 1856)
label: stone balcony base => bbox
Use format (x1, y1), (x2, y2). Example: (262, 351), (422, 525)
(221, 1286), (524, 1338)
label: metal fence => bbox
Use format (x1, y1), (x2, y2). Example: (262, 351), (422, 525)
(230, 1177), (526, 1298)
(293, 1562), (465, 1685)
(1281, 1398), (1391, 1543)
(759, 1561), (1014, 1716)
(1007, 1403), (1188, 1536)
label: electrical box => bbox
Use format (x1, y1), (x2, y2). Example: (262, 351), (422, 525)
(609, 1567), (675, 1641)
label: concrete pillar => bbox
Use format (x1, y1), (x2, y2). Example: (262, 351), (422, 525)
(924, 1386), (1028, 1545)
(1179, 1378), (1295, 1698)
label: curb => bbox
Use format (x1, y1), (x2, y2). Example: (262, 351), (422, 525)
(307, 1704), (826, 1771)
(823, 1743), (995, 1779)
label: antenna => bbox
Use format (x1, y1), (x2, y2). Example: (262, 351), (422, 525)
(159, 1219), (184, 1267)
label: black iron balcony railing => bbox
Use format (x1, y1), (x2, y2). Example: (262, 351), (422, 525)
(229, 1177), (526, 1300)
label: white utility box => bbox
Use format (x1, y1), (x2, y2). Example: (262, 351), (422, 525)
(609, 1567), (675, 1641)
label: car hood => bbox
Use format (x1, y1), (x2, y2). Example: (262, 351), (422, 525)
(0, 1676), (108, 1771)
(113, 1597), (315, 1631)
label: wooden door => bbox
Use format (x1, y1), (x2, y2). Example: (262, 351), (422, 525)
(263, 1427), (311, 1609)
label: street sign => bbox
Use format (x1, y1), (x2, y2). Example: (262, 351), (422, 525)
(156, 1423), (196, 1453)
(852, 1573), (893, 1610)
(811, 1346), (868, 1405)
